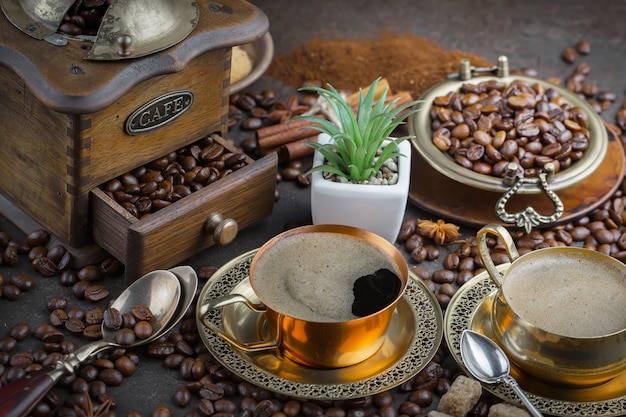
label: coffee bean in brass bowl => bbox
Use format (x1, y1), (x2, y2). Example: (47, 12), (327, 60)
(408, 56), (608, 232)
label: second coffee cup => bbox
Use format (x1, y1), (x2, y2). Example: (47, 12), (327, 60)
(477, 223), (626, 387)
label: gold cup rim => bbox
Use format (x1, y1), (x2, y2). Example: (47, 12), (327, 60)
(249, 224), (409, 323)
(497, 246), (626, 340)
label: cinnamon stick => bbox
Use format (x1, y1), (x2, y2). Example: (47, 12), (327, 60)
(277, 137), (317, 163)
(256, 117), (320, 140)
(258, 126), (320, 151)
(350, 90), (415, 113)
(346, 78), (390, 108)
(385, 90), (414, 106)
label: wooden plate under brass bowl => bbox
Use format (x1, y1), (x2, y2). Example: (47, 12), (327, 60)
(408, 135), (625, 228)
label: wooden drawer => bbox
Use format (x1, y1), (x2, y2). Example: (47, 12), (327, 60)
(90, 135), (277, 282)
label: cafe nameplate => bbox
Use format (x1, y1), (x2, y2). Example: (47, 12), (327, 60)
(126, 90), (194, 135)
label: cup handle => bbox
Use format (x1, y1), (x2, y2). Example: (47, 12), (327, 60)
(199, 294), (278, 352)
(477, 223), (520, 288)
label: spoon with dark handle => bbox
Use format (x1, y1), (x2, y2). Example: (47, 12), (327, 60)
(0, 269), (183, 417)
(460, 330), (544, 417)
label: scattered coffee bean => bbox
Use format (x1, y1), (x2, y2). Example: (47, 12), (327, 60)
(198, 398), (215, 416)
(148, 341), (176, 358)
(114, 328), (136, 346)
(83, 324), (102, 340)
(122, 312), (137, 329)
(50, 309), (69, 327)
(114, 355), (137, 377)
(83, 285), (109, 302)
(71, 280), (90, 299)
(173, 387), (192, 407)
(47, 296), (69, 312)
(575, 39), (591, 55)
(32, 257), (58, 277)
(561, 47), (578, 63)
(200, 383), (225, 401)
(85, 308), (104, 325)
(9, 322), (31, 341)
(103, 308), (123, 331)
(77, 265), (103, 282)
(65, 318), (86, 334)
(8, 274), (34, 292)
(28, 246), (48, 262)
(100, 258), (123, 276)
(132, 304), (154, 321)
(99, 368), (124, 387)
(133, 321), (154, 340)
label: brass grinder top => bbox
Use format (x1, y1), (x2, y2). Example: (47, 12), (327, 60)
(0, 0), (199, 60)
(0, 0), (268, 113)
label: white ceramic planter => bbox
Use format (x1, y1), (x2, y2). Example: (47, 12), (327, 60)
(310, 133), (411, 243)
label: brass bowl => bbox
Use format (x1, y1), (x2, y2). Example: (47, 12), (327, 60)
(230, 32), (274, 94)
(408, 56), (608, 231)
(408, 58), (608, 195)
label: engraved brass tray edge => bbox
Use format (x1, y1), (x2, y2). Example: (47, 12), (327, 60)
(444, 264), (626, 416)
(196, 249), (444, 400)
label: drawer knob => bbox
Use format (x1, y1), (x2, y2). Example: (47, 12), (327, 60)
(204, 213), (238, 245)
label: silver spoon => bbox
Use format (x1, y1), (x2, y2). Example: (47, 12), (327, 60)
(169, 265), (199, 325)
(460, 329), (544, 417)
(0, 269), (183, 417)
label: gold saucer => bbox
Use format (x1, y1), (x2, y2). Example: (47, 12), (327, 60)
(444, 265), (626, 416)
(196, 249), (443, 400)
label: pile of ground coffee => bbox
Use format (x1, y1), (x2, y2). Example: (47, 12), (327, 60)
(267, 32), (493, 98)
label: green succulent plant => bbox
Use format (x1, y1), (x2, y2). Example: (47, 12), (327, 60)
(295, 77), (420, 183)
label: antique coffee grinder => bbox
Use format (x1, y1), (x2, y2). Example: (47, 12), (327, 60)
(0, 0), (277, 280)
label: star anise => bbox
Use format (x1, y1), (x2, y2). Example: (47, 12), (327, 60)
(417, 219), (461, 245)
(275, 95), (310, 123)
(74, 393), (113, 417)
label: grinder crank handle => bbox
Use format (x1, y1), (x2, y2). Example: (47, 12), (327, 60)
(0, 363), (65, 417)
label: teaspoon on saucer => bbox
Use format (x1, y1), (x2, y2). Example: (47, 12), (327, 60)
(460, 329), (544, 417)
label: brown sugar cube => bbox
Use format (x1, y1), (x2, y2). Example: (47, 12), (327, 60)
(437, 375), (482, 417)
(428, 412), (455, 417)
(488, 403), (531, 417)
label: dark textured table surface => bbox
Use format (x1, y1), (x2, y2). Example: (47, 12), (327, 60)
(1, 1), (626, 416)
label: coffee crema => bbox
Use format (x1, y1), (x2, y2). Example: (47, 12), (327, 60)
(503, 251), (626, 338)
(252, 232), (400, 322)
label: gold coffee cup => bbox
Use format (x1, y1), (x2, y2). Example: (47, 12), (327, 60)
(477, 223), (626, 387)
(199, 224), (409, 368)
